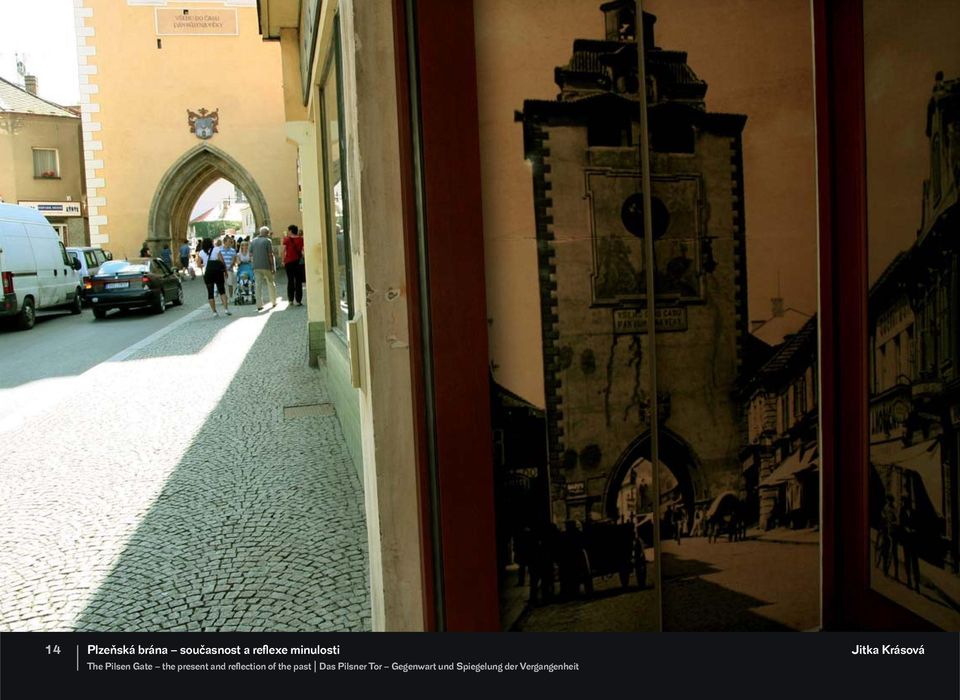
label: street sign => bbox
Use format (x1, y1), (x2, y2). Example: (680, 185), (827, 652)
(17, 201), (82, 217)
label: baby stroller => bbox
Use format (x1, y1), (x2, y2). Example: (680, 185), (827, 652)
(234, 260), (256, 305)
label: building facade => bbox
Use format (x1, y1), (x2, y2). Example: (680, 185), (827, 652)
(0, 76), (88, 245)
(741, 317), (819, 530)
(868, 74), (960, 578)
(258, 0), (424, 631)
(518, 4), (750, 527)
(72, 0), (300, 259)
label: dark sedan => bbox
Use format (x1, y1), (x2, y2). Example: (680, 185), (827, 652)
(88, 258), (184, 319)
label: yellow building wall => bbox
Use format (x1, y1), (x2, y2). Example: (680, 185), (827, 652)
(1, 115), (84, 206)
(0, 131), (13, 204)
(77, 1), (300, 258)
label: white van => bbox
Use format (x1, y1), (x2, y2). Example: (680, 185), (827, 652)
(0, 203), (83, 330)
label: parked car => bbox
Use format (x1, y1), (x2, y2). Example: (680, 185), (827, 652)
(66, 246), (113, 304)
(0, 203), (83, 330)
(87, 257), (184, 319)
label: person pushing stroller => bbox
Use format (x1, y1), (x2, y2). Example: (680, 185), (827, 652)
(233, 240), (256, 305)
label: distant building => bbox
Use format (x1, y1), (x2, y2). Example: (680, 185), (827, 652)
(188, 198), (249, 240)
(740, 317), (819, 530)
(0, 76), (88, 245)
(750, 296), (812, 347)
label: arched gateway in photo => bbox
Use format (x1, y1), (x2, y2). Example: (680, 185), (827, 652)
(147, 144), (271, 251)
(604, 428), (705, 525)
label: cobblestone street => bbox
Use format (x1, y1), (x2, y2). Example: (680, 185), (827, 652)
(0, 293), (370, 631)
(515, 535), (819, 631)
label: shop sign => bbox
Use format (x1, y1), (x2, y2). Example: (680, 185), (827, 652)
(876, 299), (913, 345)
(613, 306), (687, 334)
(155, 8), (238, 36)
(565, 481), (585, 498)
(18, 201), (82, 217)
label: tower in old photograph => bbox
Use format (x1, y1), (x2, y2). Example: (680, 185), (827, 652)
(517, 1), (752, 532)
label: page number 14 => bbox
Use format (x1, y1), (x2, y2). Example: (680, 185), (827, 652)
(45, 645), (61, 654)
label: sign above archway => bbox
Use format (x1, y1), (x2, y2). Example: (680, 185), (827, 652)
(155, 8), (238, 36)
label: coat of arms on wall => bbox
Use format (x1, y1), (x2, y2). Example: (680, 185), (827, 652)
(187, 108), (219, 139)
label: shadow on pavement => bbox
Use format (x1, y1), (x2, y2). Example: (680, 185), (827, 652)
(660, 551), (794, 631)
(73, 307), (369, 632)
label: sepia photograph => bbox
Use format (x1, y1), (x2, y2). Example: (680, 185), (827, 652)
(864, 0), (960, 631)
(477, 0), (819, 631)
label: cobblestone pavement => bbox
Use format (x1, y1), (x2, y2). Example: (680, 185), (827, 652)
(515, 537), (818, 631)
(869, 531), (960, 630)
(0, 300), (370, 631)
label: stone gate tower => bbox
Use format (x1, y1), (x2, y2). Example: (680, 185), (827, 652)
(519, 1), (749, 524)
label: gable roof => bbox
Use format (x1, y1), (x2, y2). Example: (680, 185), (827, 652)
(753, 315), (818, 389)
(0, 76), (78, 119)
(751, 307), (812, 347)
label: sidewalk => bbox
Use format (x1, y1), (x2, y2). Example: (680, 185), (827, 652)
(869, 531), (960, 629)
(748, 527), (819, 546)
(0, 300), (370, 631)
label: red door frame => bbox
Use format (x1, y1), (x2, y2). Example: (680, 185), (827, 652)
(815, 0), (935, 630)
(392, 0), (437, 632)
(393, 0), (500, 631)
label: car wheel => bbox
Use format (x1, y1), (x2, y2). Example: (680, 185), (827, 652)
(15, 297), (36, 330)
(173, 284), (184, 306)
(155, 291), (166, 314)
(70, 289), (82, 315)
(92, 307), (107, 320)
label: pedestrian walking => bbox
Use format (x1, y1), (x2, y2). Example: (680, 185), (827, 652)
(198, 237), (232, 316)
(693, 507), (704, 538)
(515, 526), (532, 587)
(178, 239), (192, 275)
(281, 224), (305, 306)
(634, 529), (647, 589)
(899, 498), (921, 592)
(160, 243), (173, 269)
(882, 495), (899, 580)
(140, 242), (152, 257)
(250, 225), (277, 311)
(221, 235), (238, 299)
(236, 240), (252, 266)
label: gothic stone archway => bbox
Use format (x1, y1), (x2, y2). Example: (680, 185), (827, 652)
(148, 143), (271, 249)
(603, 427), (706, 527)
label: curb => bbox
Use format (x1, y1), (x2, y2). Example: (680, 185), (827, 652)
(105, 305), (208, 363)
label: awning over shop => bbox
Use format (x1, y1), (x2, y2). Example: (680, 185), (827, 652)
(870, 439), (943, 517)
(705, 491), (738, 519)
(759, 447), (817, 487)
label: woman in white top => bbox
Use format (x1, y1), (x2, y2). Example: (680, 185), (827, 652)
(236, 240), (252, 265)
(198, 237), (231, 316)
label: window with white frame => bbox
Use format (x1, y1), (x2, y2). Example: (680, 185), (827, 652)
(32, 148), (60, 178)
